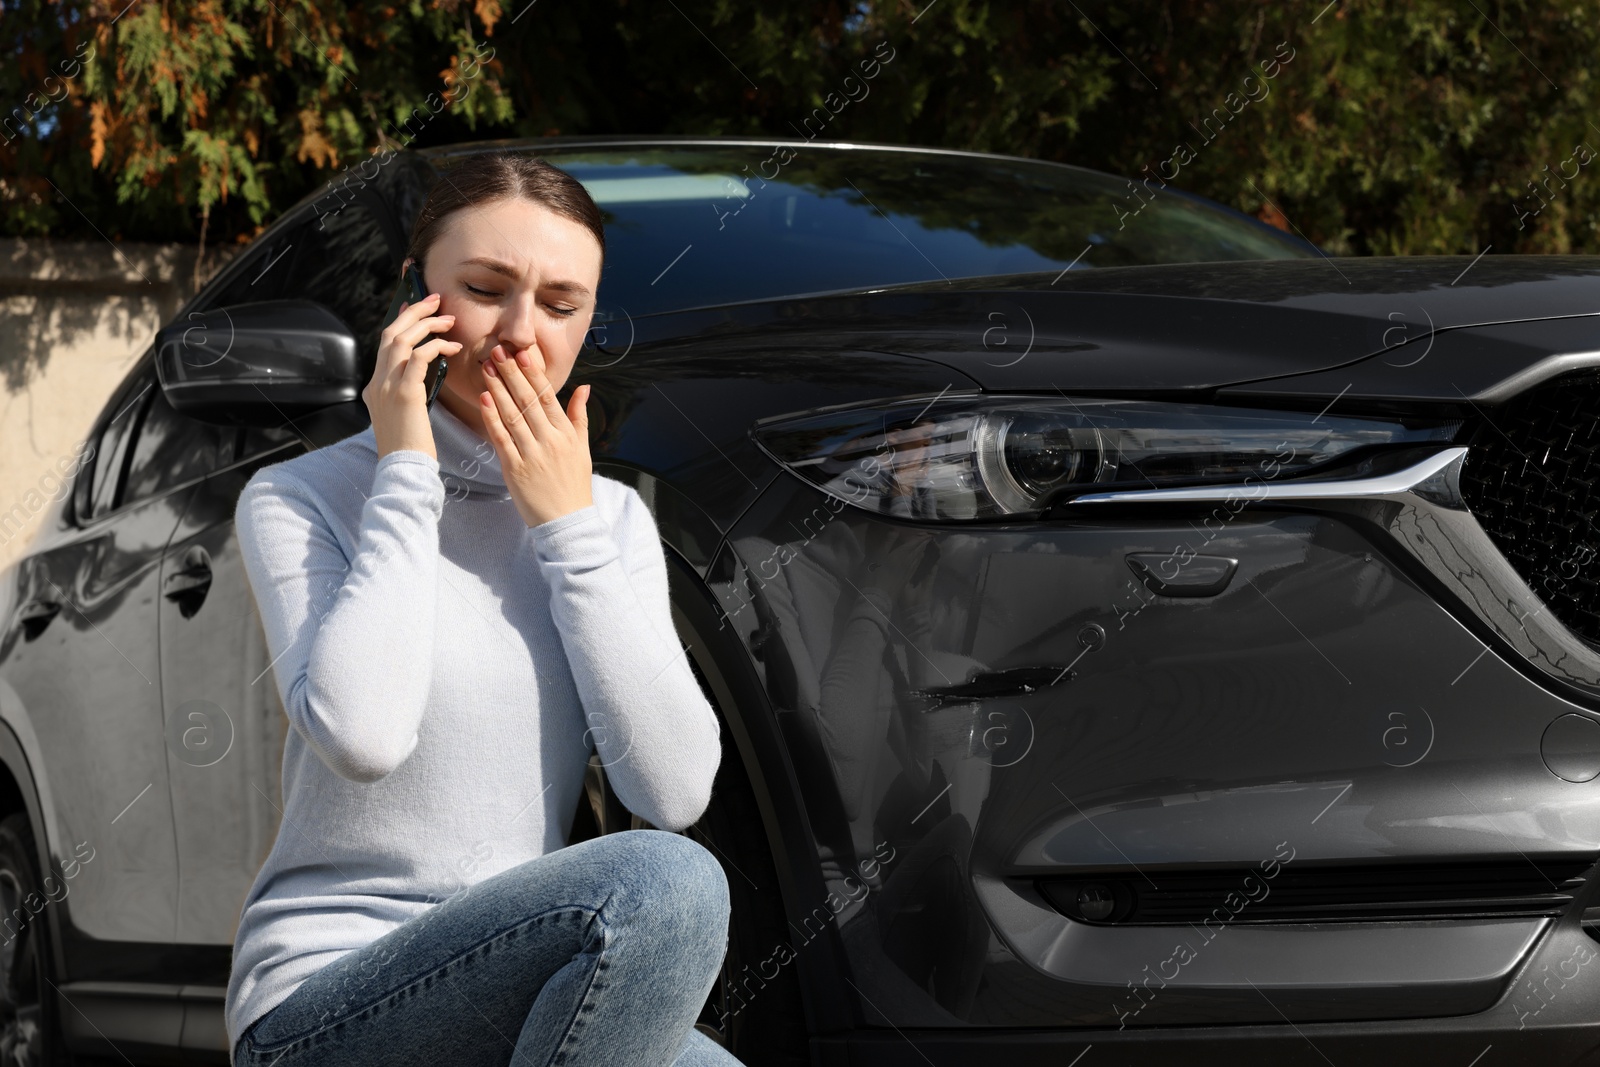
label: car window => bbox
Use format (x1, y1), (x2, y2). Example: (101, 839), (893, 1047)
(201, 194), (393, 462)
(120, 382), (235, 505)
(499, 146), (1319, 319)
(80, 365), (156, 523)
(207, 194), (395, 364)
(237, 423), (304, 462)
(205, 226), (296, 309)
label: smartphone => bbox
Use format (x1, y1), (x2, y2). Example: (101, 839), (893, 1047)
(381, 259), (448, 408)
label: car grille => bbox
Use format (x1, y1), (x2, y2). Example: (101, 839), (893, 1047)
(1459, 369), (1600, 647)
(1033, 858), (1592, 924)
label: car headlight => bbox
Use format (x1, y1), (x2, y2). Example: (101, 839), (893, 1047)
(749, 394), (1461, 521)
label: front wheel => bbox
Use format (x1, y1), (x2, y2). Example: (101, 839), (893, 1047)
(679, 699), (809, 1067)
(569, 669), (809, 1066)
(0, 813), (66, 1067)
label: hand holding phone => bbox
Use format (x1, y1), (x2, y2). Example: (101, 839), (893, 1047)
(367, 258), (463, 459)
(381, 260), (449, 408)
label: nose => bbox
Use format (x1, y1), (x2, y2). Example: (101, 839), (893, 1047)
(491, 288), (540, 360)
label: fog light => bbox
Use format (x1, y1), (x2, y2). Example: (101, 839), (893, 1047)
(1077, 884), (1115, 922)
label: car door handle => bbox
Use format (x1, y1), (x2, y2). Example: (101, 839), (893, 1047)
(163, 546), (213, 617)
(163, 566), (212, 598)
(16, 599), (61, 641)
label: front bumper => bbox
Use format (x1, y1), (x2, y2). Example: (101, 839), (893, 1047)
(705, 460), (1600, 1035)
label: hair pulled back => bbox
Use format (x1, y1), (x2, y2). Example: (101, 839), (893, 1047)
(405, 152), (605, 278)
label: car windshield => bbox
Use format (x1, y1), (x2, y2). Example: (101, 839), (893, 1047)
(494, 144), (1318, 319)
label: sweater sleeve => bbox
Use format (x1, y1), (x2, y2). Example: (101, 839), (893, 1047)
(528, 485), (722, 831)
(235, 450), (446, 783)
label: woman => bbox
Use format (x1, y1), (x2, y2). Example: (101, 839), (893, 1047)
(223, 152), (744, 1067)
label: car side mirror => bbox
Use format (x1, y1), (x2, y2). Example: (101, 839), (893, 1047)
(153, 299), (371, 427)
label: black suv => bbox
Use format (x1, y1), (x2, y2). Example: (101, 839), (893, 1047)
(7, 136), (1600, 1066)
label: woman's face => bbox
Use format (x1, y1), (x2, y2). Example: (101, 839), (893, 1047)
(416, 195), (603, 432)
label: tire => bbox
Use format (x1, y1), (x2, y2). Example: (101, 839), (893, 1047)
(583, 656), (810, 1067)
(681, 685), (809, 1067)
(0, 812), (67, 1067)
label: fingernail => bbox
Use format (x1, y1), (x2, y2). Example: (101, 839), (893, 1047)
(485, 361), (498, 377)
(515, 352), (530, 367)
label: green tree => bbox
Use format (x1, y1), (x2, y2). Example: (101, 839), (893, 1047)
(2, 0), (1595, 256)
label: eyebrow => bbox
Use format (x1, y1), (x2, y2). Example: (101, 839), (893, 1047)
(457, 256), (593, 298)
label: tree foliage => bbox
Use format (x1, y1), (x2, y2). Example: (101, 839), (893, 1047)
(1, 0), (1593, 256)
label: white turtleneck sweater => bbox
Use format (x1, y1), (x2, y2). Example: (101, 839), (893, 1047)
(222, 397), (722, 1054)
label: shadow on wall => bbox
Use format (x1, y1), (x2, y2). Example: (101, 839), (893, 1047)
(0, 237), (239, 569)
(0, 237), (237, 390)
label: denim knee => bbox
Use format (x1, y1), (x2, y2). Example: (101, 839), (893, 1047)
(592, 830), (730, 944)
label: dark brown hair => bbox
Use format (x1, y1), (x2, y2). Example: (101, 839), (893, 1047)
(404, 152), (605, 280)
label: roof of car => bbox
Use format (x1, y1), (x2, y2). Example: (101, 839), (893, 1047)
(416, 133), (1123, 184)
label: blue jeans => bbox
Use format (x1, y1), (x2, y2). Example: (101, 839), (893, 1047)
(232, 830), (747, 1067)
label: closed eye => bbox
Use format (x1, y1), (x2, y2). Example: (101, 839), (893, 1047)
(464, 282), (577, 317)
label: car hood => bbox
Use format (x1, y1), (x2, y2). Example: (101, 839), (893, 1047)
(618, 255), (1600, 393)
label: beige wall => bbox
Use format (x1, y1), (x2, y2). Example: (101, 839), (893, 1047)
(0, 237), (241, 569)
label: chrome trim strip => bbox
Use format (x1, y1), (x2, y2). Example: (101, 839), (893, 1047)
(1475, 350), (1600, 403)
(1067, 447), (1468, 505)
(1065, 441), (1600, 700)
